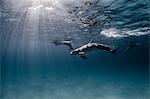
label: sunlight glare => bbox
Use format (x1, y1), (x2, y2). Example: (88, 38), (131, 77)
(28, 5), (44, 10)
(28, 0), (60, 11)
(45, 7), (54, 10)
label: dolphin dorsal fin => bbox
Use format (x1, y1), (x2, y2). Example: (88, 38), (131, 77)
(88, 40), (94, 43)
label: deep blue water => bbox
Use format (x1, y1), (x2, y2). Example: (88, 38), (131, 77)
(1, 0), (150, 99)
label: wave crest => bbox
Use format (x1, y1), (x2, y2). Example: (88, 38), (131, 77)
(100, 27), (150, 38)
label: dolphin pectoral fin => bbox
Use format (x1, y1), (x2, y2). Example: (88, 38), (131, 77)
(80, 55), (88, 59)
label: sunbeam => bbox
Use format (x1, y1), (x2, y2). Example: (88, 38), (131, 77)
(1, 0), (149, 99)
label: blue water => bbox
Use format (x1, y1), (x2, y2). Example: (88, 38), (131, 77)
(1, 0), (150, 99)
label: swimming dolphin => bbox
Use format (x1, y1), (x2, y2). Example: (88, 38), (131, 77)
(51, 40), (73, 49)
(69, 40), (118, 59)
(124, 42), (141, 52)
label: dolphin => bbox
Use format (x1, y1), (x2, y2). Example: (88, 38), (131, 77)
(124, 42), (141, 52)
(69, 40), (118, 59)
(51, 40), (73, 50)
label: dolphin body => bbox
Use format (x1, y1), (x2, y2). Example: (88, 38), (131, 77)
(51, 40), (73, 50)
(70, 40), (118, 59)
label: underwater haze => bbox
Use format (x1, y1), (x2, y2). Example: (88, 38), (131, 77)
(1, 0), (150, 99)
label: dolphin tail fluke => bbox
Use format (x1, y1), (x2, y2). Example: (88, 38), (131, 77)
(110, 48), (118, 54)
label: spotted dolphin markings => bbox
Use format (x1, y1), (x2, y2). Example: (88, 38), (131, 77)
(69, 40), (118, 59)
